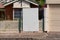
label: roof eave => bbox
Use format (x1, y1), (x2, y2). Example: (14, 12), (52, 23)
(3, 0), (39, 6)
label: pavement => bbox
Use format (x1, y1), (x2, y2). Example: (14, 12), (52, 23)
(0, 31), (47, 38)
(0, 31), (47, 40)
(41, 32), (60, 40)
(0, 32), (60, 40)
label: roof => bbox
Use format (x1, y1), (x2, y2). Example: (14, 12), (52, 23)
(0, 0), (38, 6)
(25, 0), (38, 6)
(29, 0), (37, 4)
(0, 3), (4, 8)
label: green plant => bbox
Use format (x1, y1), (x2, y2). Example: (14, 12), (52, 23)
(35, 0), (45, 6)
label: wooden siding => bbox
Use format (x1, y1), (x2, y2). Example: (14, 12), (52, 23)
(5, 3), (13, 20)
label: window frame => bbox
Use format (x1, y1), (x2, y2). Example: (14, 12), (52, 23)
(13, 8), (22, 20)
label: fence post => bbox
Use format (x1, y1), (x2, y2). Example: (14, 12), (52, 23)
(19, 18), (21, 33)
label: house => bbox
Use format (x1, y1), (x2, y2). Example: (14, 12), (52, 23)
(0, 0), (38, 20)
(0, 0), (41, 33)
(45, 0), (60, 32)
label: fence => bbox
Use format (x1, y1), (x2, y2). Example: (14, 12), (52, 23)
(0, 20), (19, 33)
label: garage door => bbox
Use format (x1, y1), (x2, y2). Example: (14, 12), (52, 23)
(47, 5), (60, 32)
(23, 8), (39, 31)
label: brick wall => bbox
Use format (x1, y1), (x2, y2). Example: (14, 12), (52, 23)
(5, 3), (13, 20)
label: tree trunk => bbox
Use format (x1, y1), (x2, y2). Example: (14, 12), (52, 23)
(39, 5), (44, 20)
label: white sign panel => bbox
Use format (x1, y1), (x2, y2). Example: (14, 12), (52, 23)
(23, 8), (39, 31)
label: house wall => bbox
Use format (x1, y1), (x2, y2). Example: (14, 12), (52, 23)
(46, 0), (60, 4)
(13, 1), (30, 8)
(45, 4), (60, 32)
(5, 3), (13, 20)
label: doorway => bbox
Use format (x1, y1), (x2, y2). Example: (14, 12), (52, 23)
(14, 8), (23, 32)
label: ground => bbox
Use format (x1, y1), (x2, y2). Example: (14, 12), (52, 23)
(0, 32), (60, 40)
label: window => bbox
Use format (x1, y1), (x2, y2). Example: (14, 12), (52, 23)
(14, 8), (23, 31)
(14, 8), (22, 20)
(0, 11), (5, 20)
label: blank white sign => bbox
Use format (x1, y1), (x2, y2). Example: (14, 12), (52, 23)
(23, 8), (39, 31)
